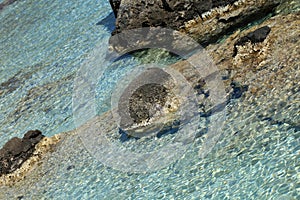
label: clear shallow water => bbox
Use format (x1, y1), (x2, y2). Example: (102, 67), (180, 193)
(0, 0), (123, 145)
(0, 0), (299, 199)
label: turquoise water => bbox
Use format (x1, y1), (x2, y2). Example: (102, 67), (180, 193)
(0, 0), (118, 144)
(0, 0), (299, 199)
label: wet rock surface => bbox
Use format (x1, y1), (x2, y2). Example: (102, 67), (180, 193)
(205, 12), (300, 132)
(0, 0), (298, 194)
(116, 67), (181, 139)
(129, 83), (169, 124)
(183, 0), (280, 46)
(0, 130), (44, 175)
(0, 133), (62, 186)
(233, 26), (271, 56)
(109, 0), (121, 17)
(113, 10), (300, 138)
(235, 26), (271, 46)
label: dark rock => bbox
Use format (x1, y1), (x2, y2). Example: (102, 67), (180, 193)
(129, 83), (168, 124)
(66, 165), (75, 171)
(1, 137), (23, 156)
(230, 81), (249, 99)
(118, 68), (172, 130)
(17, 195), (24, 200)
(116, 68), (179, 139)
(211, 0), (238, 8)
(23, 130), (44, 145)
(0, 130), (44, 175)
(23, 130), (42, 139)
(109, 0), (121, 17)
(113, 0), (238, 34)
(233, 26), (271, 56)
(235, 26), (271, 46)
(109, 0), (279, 49)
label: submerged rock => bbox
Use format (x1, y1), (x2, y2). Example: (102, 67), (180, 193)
(117, 67), (182, 139)
(205, 12), (300, 130)
(111, 10), (299, 140)
(0, 0), (298, 190)
(0, 0), (19, 11)
(128, 83), (169, 124)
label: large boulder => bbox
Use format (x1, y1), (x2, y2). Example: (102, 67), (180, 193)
(110, 0), (281, 46)
(0, 130), (44, 175)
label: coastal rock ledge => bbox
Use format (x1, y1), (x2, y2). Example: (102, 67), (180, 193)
(0, 130), (61, 186)
(0, 0), (298, 188)
(110, 0), (281, 45)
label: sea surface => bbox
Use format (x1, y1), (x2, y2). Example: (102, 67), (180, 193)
(0, 0), (299, 199)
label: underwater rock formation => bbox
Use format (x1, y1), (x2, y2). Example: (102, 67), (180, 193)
(111, 10), (300, 140)
(205, 12), (299, 130)
(0, 0), (298, 188)
(0, 0), (18, 11)
(117, 68), (181, 139)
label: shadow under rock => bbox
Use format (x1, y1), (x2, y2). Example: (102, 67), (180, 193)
(96, 12), (115, 33)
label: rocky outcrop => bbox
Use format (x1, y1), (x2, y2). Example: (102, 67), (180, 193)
(0, 131), (62, 186)
(233, 25), (271, 56)
(0, 0), (298, 191)
(109, 0), (121, 17)
(111, 9), (299, 141)
(205, 12), (299, 131)
(113, 0), (237, 33)
(111, 0), (281, 46)
(0, 130), (44, 175)
(117, 68), (180, 139)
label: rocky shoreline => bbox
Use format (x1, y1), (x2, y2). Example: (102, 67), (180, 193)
(111, 0), (281, 46)
(0, 0), (299, 187)
(0, 131), (61, 186)
(0, 130), (44, 175)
